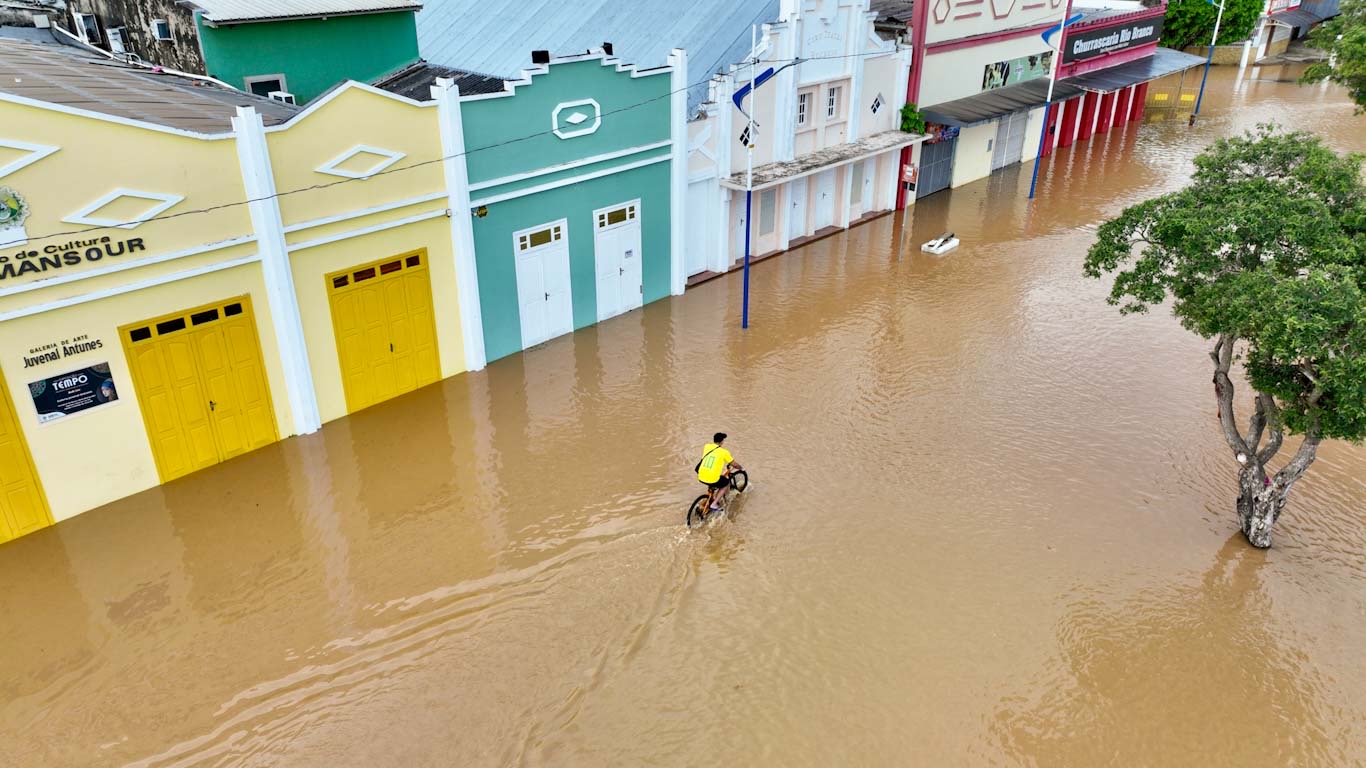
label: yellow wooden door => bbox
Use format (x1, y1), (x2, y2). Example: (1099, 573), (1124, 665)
(0, 368), (52, 544)
(122, 297), (278, 483)
(126, 329), (218, 481)
(328, 251), (441, 414)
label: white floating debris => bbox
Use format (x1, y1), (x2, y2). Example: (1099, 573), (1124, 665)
(921, 232), (959, 255)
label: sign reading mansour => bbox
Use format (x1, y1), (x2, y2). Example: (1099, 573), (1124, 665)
(2, 236), (149, 282)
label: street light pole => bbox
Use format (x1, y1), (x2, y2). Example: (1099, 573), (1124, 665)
(1192, 0), (1226, 123)
(1028, 3), (1080, 200)
(742, 24), (756, 330)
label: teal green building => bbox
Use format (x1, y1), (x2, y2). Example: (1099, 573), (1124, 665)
(192, 1), (421, 104)
(456, 54), (684, 363)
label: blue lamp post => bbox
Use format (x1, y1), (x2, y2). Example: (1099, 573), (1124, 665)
(1028, 9), (1085, 200)
(1192, 0), (1226, 123)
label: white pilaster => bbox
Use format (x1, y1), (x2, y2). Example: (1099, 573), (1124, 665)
(846, 1), (868, 143)
(667, 49), (689, 296)
(433, 78), (487, 372)
(232, 106), (320, 436)
(774, 16), (800, 163)
(715, 76), (736, 274)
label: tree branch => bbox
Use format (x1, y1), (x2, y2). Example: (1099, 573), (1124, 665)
(1246, 395), (1267, 455)
(1274, 416), (1322, 490)
(1255, 394), (1285, 466)
(1211, 335), (1252, 457)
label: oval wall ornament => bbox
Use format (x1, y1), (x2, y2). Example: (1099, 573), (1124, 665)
(552, 99), (602, 139)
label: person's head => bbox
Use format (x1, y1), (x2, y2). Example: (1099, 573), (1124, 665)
(713, 432), (727, 445)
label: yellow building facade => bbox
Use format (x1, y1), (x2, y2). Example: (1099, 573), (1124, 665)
(0, 77), (477, 542)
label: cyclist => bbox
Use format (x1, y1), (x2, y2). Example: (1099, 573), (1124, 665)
(697, 432), (743, 511)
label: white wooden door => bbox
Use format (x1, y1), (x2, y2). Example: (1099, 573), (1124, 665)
(788, 178), (808, 240)
(814, 169), (836, 230)
(514, 220), (572, 349)
(594, 201), (643, 321)
(685, 180), (711, 276)
(862, 159), (877, 213)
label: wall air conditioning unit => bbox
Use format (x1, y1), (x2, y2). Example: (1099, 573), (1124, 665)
(152, 19), (172, 41)
(268, 91), (297, 105)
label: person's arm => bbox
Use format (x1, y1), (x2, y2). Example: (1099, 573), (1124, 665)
(728, 459), (743, 471)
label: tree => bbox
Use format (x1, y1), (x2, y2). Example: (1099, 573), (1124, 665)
(1161, 0), (1263, 50)
(1085, 126), (1365, 548)
(1301, 0), (1366, 111)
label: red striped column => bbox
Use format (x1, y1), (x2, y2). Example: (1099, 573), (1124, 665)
(1078, 90), (1100, 141)
(1129, 82), (1149, 122)
(1115, 86), (1134, 127)
(1041, 100), (1062, 157)
(1058, 96), (1081, 148)
(1096, 91), (1118, 134)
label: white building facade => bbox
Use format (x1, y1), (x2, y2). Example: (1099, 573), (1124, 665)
(683, 0), (922, 280)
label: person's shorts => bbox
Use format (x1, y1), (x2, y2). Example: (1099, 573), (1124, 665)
(705, 476), (731, 491)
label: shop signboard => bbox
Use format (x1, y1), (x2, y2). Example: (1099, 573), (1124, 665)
(1269, 0), (1303, 12)
(29, 363), (120, 423)
(1062, 17), (1165, 63)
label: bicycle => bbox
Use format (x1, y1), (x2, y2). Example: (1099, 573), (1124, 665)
(686, 470), (749, 528)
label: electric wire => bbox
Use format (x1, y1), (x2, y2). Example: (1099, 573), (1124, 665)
(14, 47), (907, 244)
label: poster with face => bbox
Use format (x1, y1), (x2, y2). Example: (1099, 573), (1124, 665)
(29, 363), (120, 423)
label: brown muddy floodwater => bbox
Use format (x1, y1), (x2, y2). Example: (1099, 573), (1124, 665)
(4, 67), (1365, 768)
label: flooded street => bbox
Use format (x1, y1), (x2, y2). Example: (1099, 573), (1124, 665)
(3, 67), (1365, 767)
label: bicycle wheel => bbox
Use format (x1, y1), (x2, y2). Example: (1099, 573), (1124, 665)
(729, 470), (749, 493)
(687, 495), (710, 528)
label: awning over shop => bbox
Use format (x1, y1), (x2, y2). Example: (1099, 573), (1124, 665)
(720, 129), (926, 191)
(919, 78), (1085, 128)
(1063, 47), (1207, 93)
(1266, 8), (1325, 28)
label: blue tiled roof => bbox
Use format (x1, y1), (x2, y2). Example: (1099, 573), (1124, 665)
(414, 0), (781, 112)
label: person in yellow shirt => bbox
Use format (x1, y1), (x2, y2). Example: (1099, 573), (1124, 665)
(697, 432), (742, 511)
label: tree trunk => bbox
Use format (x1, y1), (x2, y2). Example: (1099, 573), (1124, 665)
(1236, 464), (1288, 549)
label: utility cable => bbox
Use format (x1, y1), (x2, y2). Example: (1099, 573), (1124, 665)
(16, 47), (907, 243)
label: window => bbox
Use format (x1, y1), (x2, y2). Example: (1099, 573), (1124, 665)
(758, 189), (776, 235)
(268, 91), (297, 105)
(851, 163), (864, 205)
(871, 92), (885, 115)
(73, 12), (101, 44)
(244, 75), (286, 98)
(107, 27), (126, 53)
(596, 203), (637, 229)
(797, 92), (810, 127)
(518, 224), (563, 251)
(152, 19), (172, 41)
(156, 317), (186, 336)
(826, 86), (842, 119)
(739, 124), (751, 147)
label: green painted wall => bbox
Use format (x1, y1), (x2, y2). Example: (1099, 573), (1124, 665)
(196, 12), (419, 103)
(461, 60), (672, 188)
(461, 58), (674, 363)
(471, 161), (673, 363)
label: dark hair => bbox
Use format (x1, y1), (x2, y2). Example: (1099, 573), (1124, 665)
(713, 432), (727, 443)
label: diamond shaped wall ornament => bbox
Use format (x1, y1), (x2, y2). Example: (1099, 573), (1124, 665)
(315, 145), (406, 179)
(552, 99), (602, 139)
(63, 188), (184, 229)
(933, 0), (952, 23)
(0, 139), (60, 181)
(991, 0), (1018, 18)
